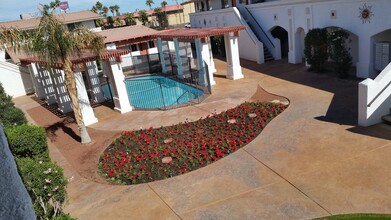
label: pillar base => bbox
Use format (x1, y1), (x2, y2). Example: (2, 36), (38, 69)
(84, 116), (98, 126)
(227, 65), (244, 80)
(113, 97), (132, 113)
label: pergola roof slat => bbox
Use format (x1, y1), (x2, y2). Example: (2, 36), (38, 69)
(19, 49), (129, 68)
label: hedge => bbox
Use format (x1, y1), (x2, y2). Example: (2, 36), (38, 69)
(5, 124), (49, 161)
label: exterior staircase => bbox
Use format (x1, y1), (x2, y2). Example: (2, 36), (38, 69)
(246, 22), (274, 61)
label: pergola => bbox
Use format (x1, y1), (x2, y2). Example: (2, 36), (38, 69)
(19, 26), (246, 126)
(20, 50), (132, 126)
(152, 26), (246, 85)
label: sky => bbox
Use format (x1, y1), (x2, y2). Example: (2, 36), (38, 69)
(0, 0), (184, 22)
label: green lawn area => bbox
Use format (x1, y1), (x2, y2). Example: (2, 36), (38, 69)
(314, 214), (391, 220)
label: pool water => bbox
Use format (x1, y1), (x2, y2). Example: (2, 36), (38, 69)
(102, 76), (203, 109)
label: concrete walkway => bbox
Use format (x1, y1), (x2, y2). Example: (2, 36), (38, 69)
(15, 59), (391, 219)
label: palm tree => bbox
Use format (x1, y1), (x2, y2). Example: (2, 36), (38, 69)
(102, 6), (109, 17)
(161, 1), (168, 10)
(124, 13), (135, 26)
(109, 6), (115, 16)
(138, 9), (149, 25)
(0, 10), (104, 144)
(154, 7), (167, 28)
(161, 1), (168, 27)
(95, 1), (103, 11)
(113, 5), (120, 16)
(145, 0), (154, 9)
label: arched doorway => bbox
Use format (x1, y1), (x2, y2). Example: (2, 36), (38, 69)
(270, 26), (289, 58)
(295, 27), (305, 63)
(371, 29), (391, 74)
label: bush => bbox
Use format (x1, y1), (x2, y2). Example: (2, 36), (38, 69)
(52, 213), (77, 220)
(16, 158), (68, 220)
(0, 82), (12, 106)
(304, 28), (328, 73)
(0, 82), (27, 128)
(0, 106), (27, 128)
(328, 29), (352, 78)
(5, 124), (48, 160)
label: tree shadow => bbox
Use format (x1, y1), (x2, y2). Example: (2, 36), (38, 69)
(45, 118), (81, 142)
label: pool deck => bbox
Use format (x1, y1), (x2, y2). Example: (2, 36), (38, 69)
(14, 58), (391, 219)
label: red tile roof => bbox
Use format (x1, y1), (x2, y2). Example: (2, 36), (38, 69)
(0, 11), (103, 30)
(99, 25), (158, 44)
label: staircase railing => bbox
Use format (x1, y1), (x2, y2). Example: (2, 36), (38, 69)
(245, 7), (274, 48)
(359, 62), (391, 126)
(243, 7), (281, 60)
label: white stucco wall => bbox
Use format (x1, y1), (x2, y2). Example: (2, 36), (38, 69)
(190, 7), (263, 63)
(0, 61), (33, 97)
(246, 0), (391, 78)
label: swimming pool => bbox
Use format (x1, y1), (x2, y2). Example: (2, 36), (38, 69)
(102, 75), (204, 109)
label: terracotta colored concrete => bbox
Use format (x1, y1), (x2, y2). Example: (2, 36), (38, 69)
(13, 58), (391, 219)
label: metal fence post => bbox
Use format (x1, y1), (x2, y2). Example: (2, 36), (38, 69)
(159, 78), (166, 110)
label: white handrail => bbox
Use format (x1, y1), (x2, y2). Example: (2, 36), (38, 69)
(358, 62), (391, 126)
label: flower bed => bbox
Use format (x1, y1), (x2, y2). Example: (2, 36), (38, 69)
(98, 102), (287, 184)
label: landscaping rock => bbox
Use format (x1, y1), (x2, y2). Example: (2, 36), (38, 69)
(227, 119), (236, 124)
(271, 100), (281, 104)
(280, 100), (290, 106)
(164, 138), (173, 144)
(248, 113), (257, 118)
(162, 157), (172, 164)
(196, 129), (204, 134)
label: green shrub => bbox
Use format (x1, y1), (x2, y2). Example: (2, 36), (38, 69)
(5, 124), (48, 160)
(328, 29), (353, 78)
(16, 158), (68, 220)
(304, 28), (329, 73)
(52, 213), (77, 220)
(0, 106), (27, 128)
(0, 82), (27, 128)
(0, 82), (12, 106)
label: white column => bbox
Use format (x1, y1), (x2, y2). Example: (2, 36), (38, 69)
(173, 38), (184, 77)
(200, 38), (216, 85)
(185, 42), (195, 69)
(85, 61), (105, 103)
(52, 68), (72, 113)
(27, 63), (45, 99)
(157, 38), (167, 73)
(225, 33), (243, 80)
(74, 67), (98, 126)
(37, 64), (57, 105)
(105, 58), (132, 113)
(195, 38), (207, 86)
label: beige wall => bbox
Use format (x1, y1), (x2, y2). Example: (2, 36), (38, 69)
(134, 4), (195, 28)
(182, 3), (195, 24)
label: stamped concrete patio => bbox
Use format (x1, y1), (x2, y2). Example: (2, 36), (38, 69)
(15, 58), (391, 219)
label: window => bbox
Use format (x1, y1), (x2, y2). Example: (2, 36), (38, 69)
(131, 44), (138, 51)
(221, 0), (229, 9)
(148, 41), (155, 48)
(67, 22), (82, 31)
(207, 0), (212, 11)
